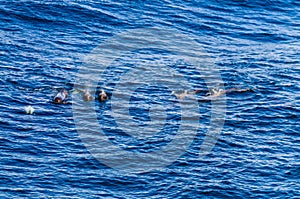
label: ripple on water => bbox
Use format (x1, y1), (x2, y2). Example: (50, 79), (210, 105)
(0, 0), (299, 198)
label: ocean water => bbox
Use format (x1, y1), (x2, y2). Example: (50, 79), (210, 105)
(0, 0), (299, 198)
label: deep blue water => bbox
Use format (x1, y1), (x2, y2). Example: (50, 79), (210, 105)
(1, 0), (299, 198)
